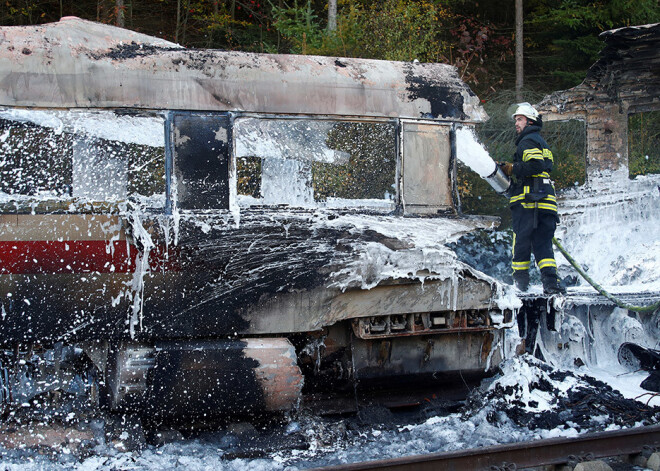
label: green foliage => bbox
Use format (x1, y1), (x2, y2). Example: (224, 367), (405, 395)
(628, 112), (660, 178)
(269, 0), (324, 54)
(543, 121), (586, 190)
(237, 156), (262, 197)
(267, 0), (453, 62)
(336, 0), (450, 62)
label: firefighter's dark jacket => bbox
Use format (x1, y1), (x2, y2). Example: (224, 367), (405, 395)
(507, 124), (557, 215)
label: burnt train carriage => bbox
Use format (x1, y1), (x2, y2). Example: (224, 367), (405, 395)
(0, 18), (513, 418)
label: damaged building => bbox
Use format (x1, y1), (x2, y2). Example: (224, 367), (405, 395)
(530, 24), (660, 370)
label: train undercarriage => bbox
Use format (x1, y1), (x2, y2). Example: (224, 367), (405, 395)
(0, 300), (513, 424)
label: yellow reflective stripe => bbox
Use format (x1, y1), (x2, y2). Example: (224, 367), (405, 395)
(512, 261), (531, 271)
(538, 258), (557, 269)
(511, 194), (555, 205)
(512, 261), (531, 267)
(543, 148), (554, 162)
(532, 172), (550, 178)
(522, 149), (543, 162)
(520, 202), (557, 211)
(511, 197), (556, 206)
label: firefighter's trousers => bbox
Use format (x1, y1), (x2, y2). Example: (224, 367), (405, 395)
(511, 205), (558, 276)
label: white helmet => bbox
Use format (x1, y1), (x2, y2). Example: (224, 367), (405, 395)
(509, 102), (539, 121)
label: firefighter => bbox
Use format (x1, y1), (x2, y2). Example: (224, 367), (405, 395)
(498, 102), (565, 295)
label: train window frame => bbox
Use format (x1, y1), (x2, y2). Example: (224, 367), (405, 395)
(232, 115), (400, 212)
(0, 108), (168, 211)
(400, 120), (455, 216)
(168, 111), (231, 212)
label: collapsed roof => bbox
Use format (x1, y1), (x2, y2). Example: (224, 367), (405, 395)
(539, 23), (660, 116)
(537, 23), (660, 176)
(0, 17), (487, 122)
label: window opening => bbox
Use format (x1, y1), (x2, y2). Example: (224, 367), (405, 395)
(171, 113), (230, 211)
(0, 109), (166, 206)
(628, 111), (660, 178)
(543, 119), (586, 190)
(234, 118), (397, 209)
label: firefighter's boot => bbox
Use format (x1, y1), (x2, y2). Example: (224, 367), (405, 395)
(542, 271), (566, 295)
(513, 270), (530, 292)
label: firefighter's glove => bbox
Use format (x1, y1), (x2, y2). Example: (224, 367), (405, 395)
(498, 162), (513, 177)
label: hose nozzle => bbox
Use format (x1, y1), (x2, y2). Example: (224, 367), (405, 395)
(484, 165), (511, 195)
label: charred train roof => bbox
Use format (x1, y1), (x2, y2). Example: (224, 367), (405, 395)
(0, 17), (486, 122)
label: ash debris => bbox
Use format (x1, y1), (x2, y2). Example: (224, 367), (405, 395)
(2, 354), (660, 469)
(465, 355), (660, 432)
(90, 42), (181, 60)
(449, 228), (513, 283)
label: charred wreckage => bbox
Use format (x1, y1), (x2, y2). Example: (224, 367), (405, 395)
(1, 18), (659, 425)
(0, 17), (516, 422)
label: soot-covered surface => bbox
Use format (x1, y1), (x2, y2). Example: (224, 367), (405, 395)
(448, 228), (513, 284)
(1, 355), (658, 470)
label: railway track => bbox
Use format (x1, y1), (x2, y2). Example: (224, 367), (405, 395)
(310, 424), (660, 471)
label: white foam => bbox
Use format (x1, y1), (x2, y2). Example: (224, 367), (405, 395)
(455, 126), (497, 178)
(0, 108), (165, 147)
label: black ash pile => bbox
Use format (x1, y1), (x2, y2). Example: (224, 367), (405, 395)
(464, 355), (660, 432)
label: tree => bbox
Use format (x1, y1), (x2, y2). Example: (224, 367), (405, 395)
(515, 0), (523, 101)
(116, 0), (124, 27)
(328, 0), (336, 31)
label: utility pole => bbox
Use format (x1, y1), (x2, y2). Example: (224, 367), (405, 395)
(328, 0), (337, 32)
(515, 0), (523, 101)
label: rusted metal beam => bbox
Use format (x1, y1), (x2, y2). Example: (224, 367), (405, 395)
(309, 425), (660, 471)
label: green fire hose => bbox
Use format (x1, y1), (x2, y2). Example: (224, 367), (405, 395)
(552, 237), (660, 313)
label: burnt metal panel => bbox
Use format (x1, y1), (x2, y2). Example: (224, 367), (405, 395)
(0, 18), (487, 123)
(351, 331), (501, 380)
(144, 338), (302, 419)
(0, 273), (132, 341)
(101, 339), (302, 418)
(244, 269), (495, 334)
(401, 122), (454, 215)
(172, 113), (230, 210)
(146, 341), (263, 419)
(0, 208), (499, 341)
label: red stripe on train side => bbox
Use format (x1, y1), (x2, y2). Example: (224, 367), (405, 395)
(0, 240), (177, 274)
